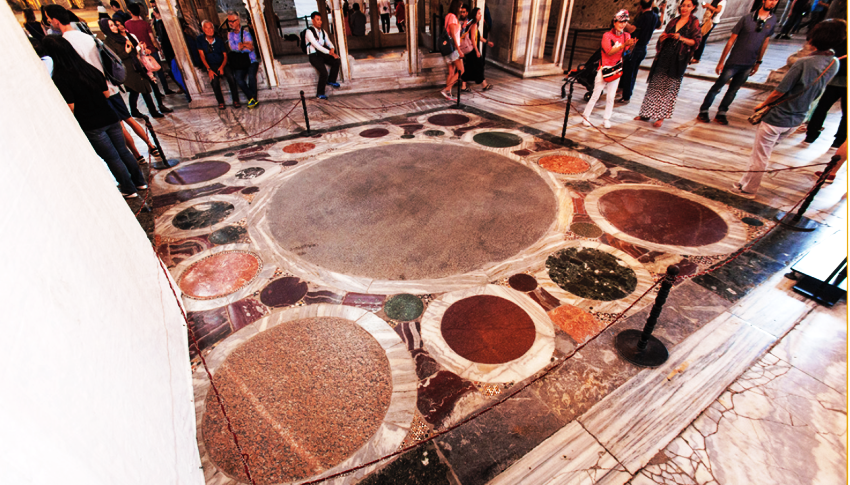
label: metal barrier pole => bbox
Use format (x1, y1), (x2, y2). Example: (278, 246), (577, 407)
(561, 81), (574, 143)
(615, 265), (679, 367)
(143, 117), (180, 170)
(774, 154), (841, 231)
(300, 90), (311, 135)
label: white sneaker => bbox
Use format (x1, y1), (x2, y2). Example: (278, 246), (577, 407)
(603, 120), (612, 129)
(582, 119), (591, 127)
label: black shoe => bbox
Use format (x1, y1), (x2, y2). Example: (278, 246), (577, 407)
(158, 106), (173, 114)
(696, 112), (710, 123)
(150, 111), (165, 118)
(714, 114), (729, 125)
(163, 89), (177, 95)
(130, 110), (147, 119)
(616, 97), (630, 104)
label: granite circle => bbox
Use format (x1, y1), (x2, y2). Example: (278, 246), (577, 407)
(428, 113), (470, 126)
(546, 247), (637, 301)
(508, 273), (538, 292)
(473, 132), (524, 148)
(383, 294), (425, 321)
(598, 188), (728, 247)
(360, 128), (390, 138)
(440, 295), (536, 364)
(539, 155), (591, 174)
(178, 251), (261, 299)
(282, 142), (316, 154)
(570, 221), (604, 238)
(235, 167), (265, 179)
(401, 134), (415, 139)
(741, 217), (764, 227)
(201, 316), (392, 484)
(265, 142), (557, 281)
(260, 277), (309, 307)
(241, 186), (260, 194)
(165, 160), (231, 185)
(208, 225), (247, 245)
(424, 130), (444, 137)
(172, 201), (235, 230)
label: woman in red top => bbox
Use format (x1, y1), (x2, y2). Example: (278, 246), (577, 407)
(440, 0), (464, 100)
(582, 10), (635, 129)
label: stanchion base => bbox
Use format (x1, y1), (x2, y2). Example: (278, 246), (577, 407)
(615, 329), (669, 367)
(151, 158), (180, 170)
(774, 211), (818, 232)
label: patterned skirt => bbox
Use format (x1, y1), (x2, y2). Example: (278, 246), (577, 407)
(638, 46), (683, 120)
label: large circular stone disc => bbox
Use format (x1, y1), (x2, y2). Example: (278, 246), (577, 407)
(266, 143), (557, 280)
(598, 189), (728, 247)
(440, 295), (536, 364)
(202, 317), (392, 484)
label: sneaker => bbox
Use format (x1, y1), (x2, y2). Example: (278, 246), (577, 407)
(316, 94), (328, 100)
(696, 112), (710, 123)
(616, 97), (630, 105)
(136, 185), (148, 190)
(327, 82), (341, 88)
(603, 120), (612, 129)
(714, 114), (729, 125)
(123, 192), (139, 199)
(730, 183), (756, 199)
(440, 90), (456, 101)
(247, 98), (259, 109)
(582, 119), (591, 127)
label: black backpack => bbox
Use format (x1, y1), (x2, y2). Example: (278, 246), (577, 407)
(299, 27), (318, 54)
(95, 37), (126, 85)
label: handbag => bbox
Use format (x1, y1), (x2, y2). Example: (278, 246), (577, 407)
(140, 53), (161, 72)
(601, 60), (623, 82)
(700, 11), (714, 36)
(748, 57), (838, 125)
(229, 29), (252, 71)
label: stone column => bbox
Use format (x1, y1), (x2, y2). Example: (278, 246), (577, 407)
(552, 0), (573, 65)
(330, 0), (352, 80)
(243, 0), (279, 87)
(407, 0), (419, 74)
(155, 0), (204, 97)
(523, 0), (541, 72)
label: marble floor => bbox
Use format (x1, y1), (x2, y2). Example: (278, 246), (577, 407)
(138, 46), (846, 485)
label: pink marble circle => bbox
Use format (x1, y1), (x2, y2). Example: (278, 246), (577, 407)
(178, 251), (261, 299)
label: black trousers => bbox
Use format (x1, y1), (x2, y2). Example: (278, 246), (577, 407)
(309, 52), (341, 96)
(381, 13), (390, 33)
(806, 84), (847, 146)
(209, 64), (240, 105)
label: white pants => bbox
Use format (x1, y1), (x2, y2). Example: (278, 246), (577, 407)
(739, 122), (796, 193)
(583, 70), (620, 123)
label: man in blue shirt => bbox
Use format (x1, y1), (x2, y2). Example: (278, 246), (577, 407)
(697, 0), (778, 125)
(731, 19), (843, 199)
(618, 0), (665, 104)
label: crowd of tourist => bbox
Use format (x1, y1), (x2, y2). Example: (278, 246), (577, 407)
(19, 0), (847, 202)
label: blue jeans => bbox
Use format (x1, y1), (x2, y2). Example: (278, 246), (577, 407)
(83, 122), (146, 195)
(233, 62), (260, 101)
(620, 44), (647, 101)
(700, 64), (752, 115)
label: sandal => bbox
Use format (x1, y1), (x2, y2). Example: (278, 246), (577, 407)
(218, 103), (226, 110)
(461, 86), (472, 93)
(136, 155), (147, 164)
(482, 83), (494, 91)
(149, 147), (161, 157)
(233, 102), (242, 109)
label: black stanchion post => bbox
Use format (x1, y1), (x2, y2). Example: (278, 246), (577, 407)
(774, 154), (841, 231)
(144, 117), (180, 170)
(615, 265), (679, 367)
(456, 76), (462, 108)
(300, 90), (311, 136)
(561, 81), (574, 143)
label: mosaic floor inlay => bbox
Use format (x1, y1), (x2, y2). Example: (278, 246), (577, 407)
(165, 160), (231, 185)
(201, 316), (393, 484)
(440, 295), (536, 365)
(546, 247), (638, 301)
(383, 294), (425, 321)
(538, 155), (591, 174)
(172, 202), (235, 230)
(259, 277), (308, 308)
(472, 132), (524, 148)
(178, 251), (261, 299)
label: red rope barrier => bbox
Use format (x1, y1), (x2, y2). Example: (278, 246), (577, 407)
(154, 100), (302, 144)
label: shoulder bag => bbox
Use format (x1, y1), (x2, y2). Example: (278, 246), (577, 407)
(748, 57), (838, 125)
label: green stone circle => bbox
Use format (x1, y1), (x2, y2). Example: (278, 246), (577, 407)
(383, 294), (425, 321)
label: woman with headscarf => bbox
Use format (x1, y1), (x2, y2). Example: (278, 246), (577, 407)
(582, 9), (635, 128)
(42, 35), (147, 199)
(635, 0), (701, 127)
(99, 17), (165, 118)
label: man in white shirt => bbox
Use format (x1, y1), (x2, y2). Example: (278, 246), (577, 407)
(305, 12), (342, 100)
(44, 5), (160, 162)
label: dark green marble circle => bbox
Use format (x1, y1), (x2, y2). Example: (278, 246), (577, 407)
(473, 132), (523, 148)
(570, 222), (603, 238)
(741, 217), (763, 227)
(546, 247), (637, 301)
(209, 225), (248, 244)
(401, 134), (415, 139)
(173, 202), (235, 230)
(424, 130), (445, 137)
(383, 294), (425, 321)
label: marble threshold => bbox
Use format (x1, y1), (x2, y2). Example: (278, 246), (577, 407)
(488, 266), (820, 485)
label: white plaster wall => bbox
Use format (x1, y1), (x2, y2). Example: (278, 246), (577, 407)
(0, 4), (204, 485)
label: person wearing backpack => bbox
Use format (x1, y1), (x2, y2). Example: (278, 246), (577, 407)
(439, 0), (464, 100)
(304, 12), (341, 100)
